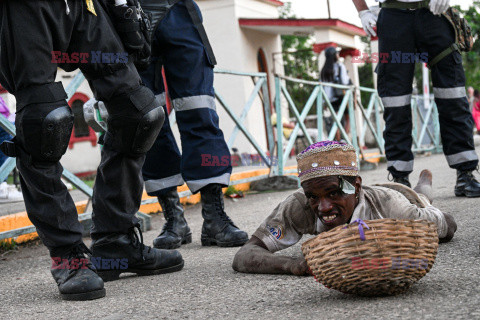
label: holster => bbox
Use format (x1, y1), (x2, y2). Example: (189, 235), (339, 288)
(109, 0), (153, 63)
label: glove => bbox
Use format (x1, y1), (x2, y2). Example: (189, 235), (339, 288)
(359, 9), (378, 37)
(134, 43), (152, 71)
(429, 0), (450, 15)
(370, 5), (381, 17)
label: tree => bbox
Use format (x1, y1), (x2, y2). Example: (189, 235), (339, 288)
(455, 1), (480, 90)
(278, 2), (318, 114)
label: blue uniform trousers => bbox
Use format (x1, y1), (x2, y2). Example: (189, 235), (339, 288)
(140, 0), (231, 196)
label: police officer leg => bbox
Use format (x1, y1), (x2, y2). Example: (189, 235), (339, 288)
(72, 1), (183, 281)
(0, 0), (105, 301)
(159, 1), (248, 247)
(140, 60), (192, 250)
(419, 9), (480, 197)
(377, 8), (417, 187)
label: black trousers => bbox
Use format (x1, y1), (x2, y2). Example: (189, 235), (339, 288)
(0, 0), (148, 253)
(377, 8), (478, 177)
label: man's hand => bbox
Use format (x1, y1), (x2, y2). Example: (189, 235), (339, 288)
(359, 9), (378, 37)
(288, 257), (310, 276)
(430, 0), (450, 15)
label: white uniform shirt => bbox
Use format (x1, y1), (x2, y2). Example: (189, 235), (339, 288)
(253, 184), (448, 252)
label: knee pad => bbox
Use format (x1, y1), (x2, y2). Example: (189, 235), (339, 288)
(15, 101), (74, 163)
(104, 86), (165, 156)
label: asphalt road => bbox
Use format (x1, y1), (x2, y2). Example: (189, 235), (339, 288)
(1, 149), (480, 320)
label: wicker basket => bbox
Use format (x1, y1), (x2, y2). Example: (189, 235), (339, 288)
(301, 219), (439, 296)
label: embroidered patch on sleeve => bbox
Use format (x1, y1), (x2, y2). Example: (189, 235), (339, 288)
(86, 0), (97, 16)
(267, 225), (284, 240)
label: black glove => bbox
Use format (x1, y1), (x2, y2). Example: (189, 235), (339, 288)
(134, 42), (152, 71)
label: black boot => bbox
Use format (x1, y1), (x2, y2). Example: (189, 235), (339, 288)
(91, 224), (184, 282)
(200, 184), (249, 247)
(393, 176), (411, 188)
(153, 190), (192, 249)
(50, 243), (105, 301)
(454, 170), (480, 198)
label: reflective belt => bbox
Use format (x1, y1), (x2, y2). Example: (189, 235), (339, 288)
(380, 0), (429, 10)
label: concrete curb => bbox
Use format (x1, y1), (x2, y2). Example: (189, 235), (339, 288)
(0, 166), (298, 244)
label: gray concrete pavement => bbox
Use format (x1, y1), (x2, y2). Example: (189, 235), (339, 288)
(1, 149), (480, 319)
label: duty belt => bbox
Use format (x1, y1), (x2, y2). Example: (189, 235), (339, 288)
(140, 0), (216, 65)
(380, 0), (429, 10)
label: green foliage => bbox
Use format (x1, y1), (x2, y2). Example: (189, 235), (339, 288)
(224, 186), (240, 197)
(278, 2), (318, 114)
(455, 1), (480, 89)
(0, 239), (17, 253)
(357, 36), (375, 105)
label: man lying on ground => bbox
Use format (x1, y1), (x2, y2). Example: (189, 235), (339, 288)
(232, 141), (457, 275)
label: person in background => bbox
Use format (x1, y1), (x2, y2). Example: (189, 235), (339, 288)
(320, 47), (352, 141)
(473, 90), (480, 135)
(468, 86), (475, 113)
(0, 96), (22, 202)
(271, 113), (319, 149)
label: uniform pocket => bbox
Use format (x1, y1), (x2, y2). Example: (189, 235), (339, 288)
(452, 51), (465, 85)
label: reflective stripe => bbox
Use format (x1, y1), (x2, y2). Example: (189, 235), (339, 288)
(145, 174), (185, 193)
(446, 150), (479, 166)
(156, 93), (166, 106)
(381, 94), (411, 108)
(172, 95), (216, 112)
(433, 87), (466, 99)
(186, 172), (231, 194)
(387, 160), (414, 172)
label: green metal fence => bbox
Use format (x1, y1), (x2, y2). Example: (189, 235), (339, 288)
(0, 69), (442, 241)
(273, 75), (442, 175)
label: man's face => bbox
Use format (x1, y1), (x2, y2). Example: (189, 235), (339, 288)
(302, 176), (361, 230)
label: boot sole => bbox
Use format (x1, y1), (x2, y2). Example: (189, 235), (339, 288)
(201, 237), (248, 247)
(61, 288), (106, 301)
(455, 189), (480, 198)
(153, 233), (192, 250)
(97, 260), (184, 282)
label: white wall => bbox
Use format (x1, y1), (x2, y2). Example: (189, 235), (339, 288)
(56, 70), (101, 174)
(199, 0), (282, 154)
(234, 0), (279, 18)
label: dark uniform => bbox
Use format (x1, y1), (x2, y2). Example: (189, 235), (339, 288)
(0, 0), (182, 301)
(376, 1), (480, 196)
(138, 0), (249, 249)
(140, 0), (230, 196)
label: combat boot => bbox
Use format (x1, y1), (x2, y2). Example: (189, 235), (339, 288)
(91, 224), (184, 282)
(454, 170), (480, 198)
(153, 190), (192, 249)
(393, 176), (411, 188)
(200, 184), (249, 247)
(50, 243), (105, 301)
